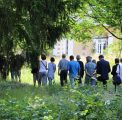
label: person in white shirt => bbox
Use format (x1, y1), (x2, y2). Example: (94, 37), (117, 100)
(116, 58), (122, 81)
(38, 54), (47, 86)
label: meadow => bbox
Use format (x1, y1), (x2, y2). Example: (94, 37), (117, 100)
(0, 65), (122, 120)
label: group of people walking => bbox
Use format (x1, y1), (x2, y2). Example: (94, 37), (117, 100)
(0, 53), (24, 81)
(32, 53), (122, 89)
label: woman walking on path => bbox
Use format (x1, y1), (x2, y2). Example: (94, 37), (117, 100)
(38, 54), (47, 86)
(48, 57), (56, 86)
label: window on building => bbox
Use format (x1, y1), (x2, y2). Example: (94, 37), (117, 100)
(100, 44), (101, 54)
(103, 43), (106, 50)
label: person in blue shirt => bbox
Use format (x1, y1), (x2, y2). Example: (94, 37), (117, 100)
(68, 55), (80, 88)
(85, 56), (96, 86)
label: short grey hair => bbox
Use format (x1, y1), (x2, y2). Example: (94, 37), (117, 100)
(62, 54), (66, 58)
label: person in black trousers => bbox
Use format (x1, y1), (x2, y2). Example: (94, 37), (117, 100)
(111, 58), (121, 91)
(111, 58), (119, 77)
(96, 55), (111, 88)
(58, 54), (69, 86)
(76, 55), (84, 84)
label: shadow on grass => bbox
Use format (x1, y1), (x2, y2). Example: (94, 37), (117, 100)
(0, 79), (121, 101)
(0, 80), (68, 100)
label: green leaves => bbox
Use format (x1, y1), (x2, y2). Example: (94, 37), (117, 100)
(0, 80), (122, 119)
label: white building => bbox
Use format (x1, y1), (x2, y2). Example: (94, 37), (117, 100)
(93, 34), (113, 54)
(53, 39), (74, 56)
(53, 34), (113, 56)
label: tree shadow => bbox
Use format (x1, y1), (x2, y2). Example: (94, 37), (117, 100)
(0, 80), (66, 100)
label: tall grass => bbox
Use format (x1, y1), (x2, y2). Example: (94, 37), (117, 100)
(0, 67), (122, 119)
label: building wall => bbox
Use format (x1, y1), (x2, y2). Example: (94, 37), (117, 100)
(73, 41), (93, 57)
(52, 39), (92, 57)
(93, 34), (113, 55)
(52, 34), (113, 57)
(53, 39), (67, 56)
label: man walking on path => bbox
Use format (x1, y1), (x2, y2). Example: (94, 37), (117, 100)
(96, 55), (111, 88)
(76, 55), (84, 84)
(68, 55), (80, 88)
(58, 54), (69, 86)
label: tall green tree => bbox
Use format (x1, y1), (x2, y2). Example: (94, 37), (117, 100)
(0, 0), (81, 67)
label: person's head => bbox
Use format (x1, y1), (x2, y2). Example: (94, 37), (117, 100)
(76, 55), (81, 60)
(86, 56), (92, 63)
(92, 59), (96, 64)
(120, 58), (122, 63)
(115, 58), (119, 64)
(99, 55), (104, 60)
(50, 57), (55, 62)
(62, 54), (66, 58)
(41, 54), (46, 60)
(70, 55), (74, 61)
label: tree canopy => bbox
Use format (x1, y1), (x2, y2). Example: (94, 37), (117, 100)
(0, 0), (122, 63)
(83, 0), (122, 39)
(0, 0), (81, 66)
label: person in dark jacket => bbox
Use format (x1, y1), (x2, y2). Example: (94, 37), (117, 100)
(111, 58), (121, 85)
(111, 58), (119, 76)
(15, 54), (25, 82)
(31, 54), (39, 87)
(97, 55), (111, 88)
(9, 54), (16, 81)
(76, 55), (84, 84)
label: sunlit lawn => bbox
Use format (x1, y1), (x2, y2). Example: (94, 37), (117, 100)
(0, 66), (122, 119)
(0, 66), (121, 101)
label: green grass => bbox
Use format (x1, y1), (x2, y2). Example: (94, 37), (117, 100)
(0, 68), (122, 120)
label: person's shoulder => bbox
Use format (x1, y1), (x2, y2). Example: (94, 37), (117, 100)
(58, 59), (62, 63)
(81, 61), (84, 64)
(102, 59), (108, 62)
(64, 58), (69, 62)
(76, 61), (80, 65)
(119, 63), (122, 65)
(96, 61), (101, 66)
(78, 60), (82, 64)
(97, 61), (100, 63)
(92, 62), (96, 66)
(68, 61), (71, 65)
(113, 64), (117, 68)
(48, 62), (51, 65)
(119, 63), (122, 67)
(66, 59), (69, 62)
(85, 62), (89, 67)
(41, 60), (45, 62)
(97, 60), (103, 64)
(104, 60), (110, 65)
(43, 60), (47, 64)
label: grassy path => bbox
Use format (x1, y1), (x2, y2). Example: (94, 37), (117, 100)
(0, 68), (122, 120)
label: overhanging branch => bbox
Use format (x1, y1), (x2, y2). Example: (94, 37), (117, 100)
(102, 25), (122, 40)
(83, 1), (122, 40)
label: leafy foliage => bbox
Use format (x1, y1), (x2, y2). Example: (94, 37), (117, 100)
(0, 80), (122, 120)
(0, 0), (81, 66)
(84, 0), (122, 39)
